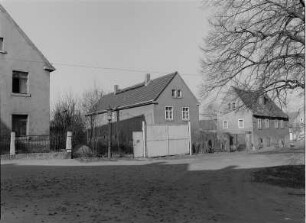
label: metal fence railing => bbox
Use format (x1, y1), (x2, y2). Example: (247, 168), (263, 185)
(0, 133), (66, 155)
(15, 135), (51, 154)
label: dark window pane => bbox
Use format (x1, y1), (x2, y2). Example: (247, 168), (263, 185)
(0, 37), (3, 51)
(12, 77), (20, 93)
(12, 115), (28, 136)
(12, 71), (28, 94)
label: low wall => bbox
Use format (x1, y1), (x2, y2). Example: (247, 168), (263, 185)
(1, 152), (70, 160)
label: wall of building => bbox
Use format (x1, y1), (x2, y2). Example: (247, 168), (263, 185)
(218, 110), (253, 134)
(153, 74), (199, 141)
(252, 117), (290, 148)
(0, 9), (51, 136)
(93, 104), (155, 127)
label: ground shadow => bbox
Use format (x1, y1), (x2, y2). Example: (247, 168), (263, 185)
(1, 161), (305, 223)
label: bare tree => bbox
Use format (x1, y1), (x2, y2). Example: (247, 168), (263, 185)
(79, 87), (104, 142)
(51, 94), (86, 146)
(201, 0), (305, 104)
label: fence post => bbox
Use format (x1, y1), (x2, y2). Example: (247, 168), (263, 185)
(188, 121), (192, 156)
(10, 132), (16, 156)
(142, 121), (146, 158)
(66, 131), (72, 157)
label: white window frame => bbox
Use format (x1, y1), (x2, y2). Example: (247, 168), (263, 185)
(223, 120), (228, 129)
(265, 119), (269, 128)
(182, 107), (189, 121)
(238, 119), (244, 128)
(165, 106), (173, 121)
(258, 118), (262, 129)
(177, 90), (182, 98)
(171, 89), (177, 98)
(274, 119), (279, 128)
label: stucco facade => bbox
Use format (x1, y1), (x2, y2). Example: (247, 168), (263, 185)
(90, 73), (200, 141)
(218, 88), (289, 150)
(0, 4), (54, 136)
(153, 74), (199, 140)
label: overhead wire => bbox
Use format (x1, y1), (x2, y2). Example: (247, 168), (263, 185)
(0, 57), (202, 77)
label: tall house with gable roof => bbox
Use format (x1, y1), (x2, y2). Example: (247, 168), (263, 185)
(88, 72), (200, 141)
(0, 4), (55, 136)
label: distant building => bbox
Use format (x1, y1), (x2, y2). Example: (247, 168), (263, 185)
(218, 87), (289, 150)
(288, 107), (305, 141)
(87, 72), (200, 141)
(0, 4), (55, 136)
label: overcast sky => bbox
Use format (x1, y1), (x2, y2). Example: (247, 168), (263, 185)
(2, 0), (303, 112)
(2, 0), (211, 109)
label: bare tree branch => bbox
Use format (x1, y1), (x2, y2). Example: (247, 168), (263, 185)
(200, 0), (305, 104)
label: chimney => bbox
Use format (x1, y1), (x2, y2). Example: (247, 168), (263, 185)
(114, 85), (119, 94)
(145, 73), (150, 86)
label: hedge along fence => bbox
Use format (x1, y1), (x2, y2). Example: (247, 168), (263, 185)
(87, 115), (145, 156)
(195, 131), (248, 153)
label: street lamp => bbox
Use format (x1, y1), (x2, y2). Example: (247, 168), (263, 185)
(107, 108), (112, 159)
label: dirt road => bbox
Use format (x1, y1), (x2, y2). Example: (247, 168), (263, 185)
(1, 148), (304, 223)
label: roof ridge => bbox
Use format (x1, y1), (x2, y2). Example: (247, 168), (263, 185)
(105, 72), (177, 96)
(88, 72), (178, 114)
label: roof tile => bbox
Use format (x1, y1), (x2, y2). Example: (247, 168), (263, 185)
(233, 87), (288, 119)
(91, 72), (177, 113)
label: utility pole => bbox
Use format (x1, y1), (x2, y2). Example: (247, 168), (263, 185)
(107, 108), (112, 159)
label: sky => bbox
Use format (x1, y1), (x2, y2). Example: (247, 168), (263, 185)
(1, 0), (212, 110)
(1, 0), (303, 113)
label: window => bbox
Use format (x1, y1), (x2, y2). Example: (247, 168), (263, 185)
(182, 107), (189, 121)
(232, 103), (236, 110)
(228, 103), (231, 110)
(258, 118), (262, 129)
(223, 120), (228, 129)
(172, 89), (182, 98)
(280, 120), (284, 128)
(12, 114), (28, 136)
(177, 90), (182, 98)
(171, 89), (176, 98)
(0, 37), (3, 51)
(265, 119), (269, 128)
(274, 119), (279, 128)
(165, 106), (173, 120)
(259, 96), (268, 105)
(12, 71), (28, 94)
(238, 119), (244, 128)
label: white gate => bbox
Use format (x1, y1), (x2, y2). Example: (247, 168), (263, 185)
(146, 122), (191, 157)
(132, 122), (191, 158)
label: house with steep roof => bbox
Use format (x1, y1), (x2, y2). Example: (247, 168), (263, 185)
(87, 72), (200, 142)
(217, 87), (289, 150)
(0, 4), (55, 137)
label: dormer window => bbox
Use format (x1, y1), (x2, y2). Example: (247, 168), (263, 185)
(232, 102), (236, 110)
(259, 96), (267, 105)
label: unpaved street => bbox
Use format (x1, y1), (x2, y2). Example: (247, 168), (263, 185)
(1, 148), (304, 223)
